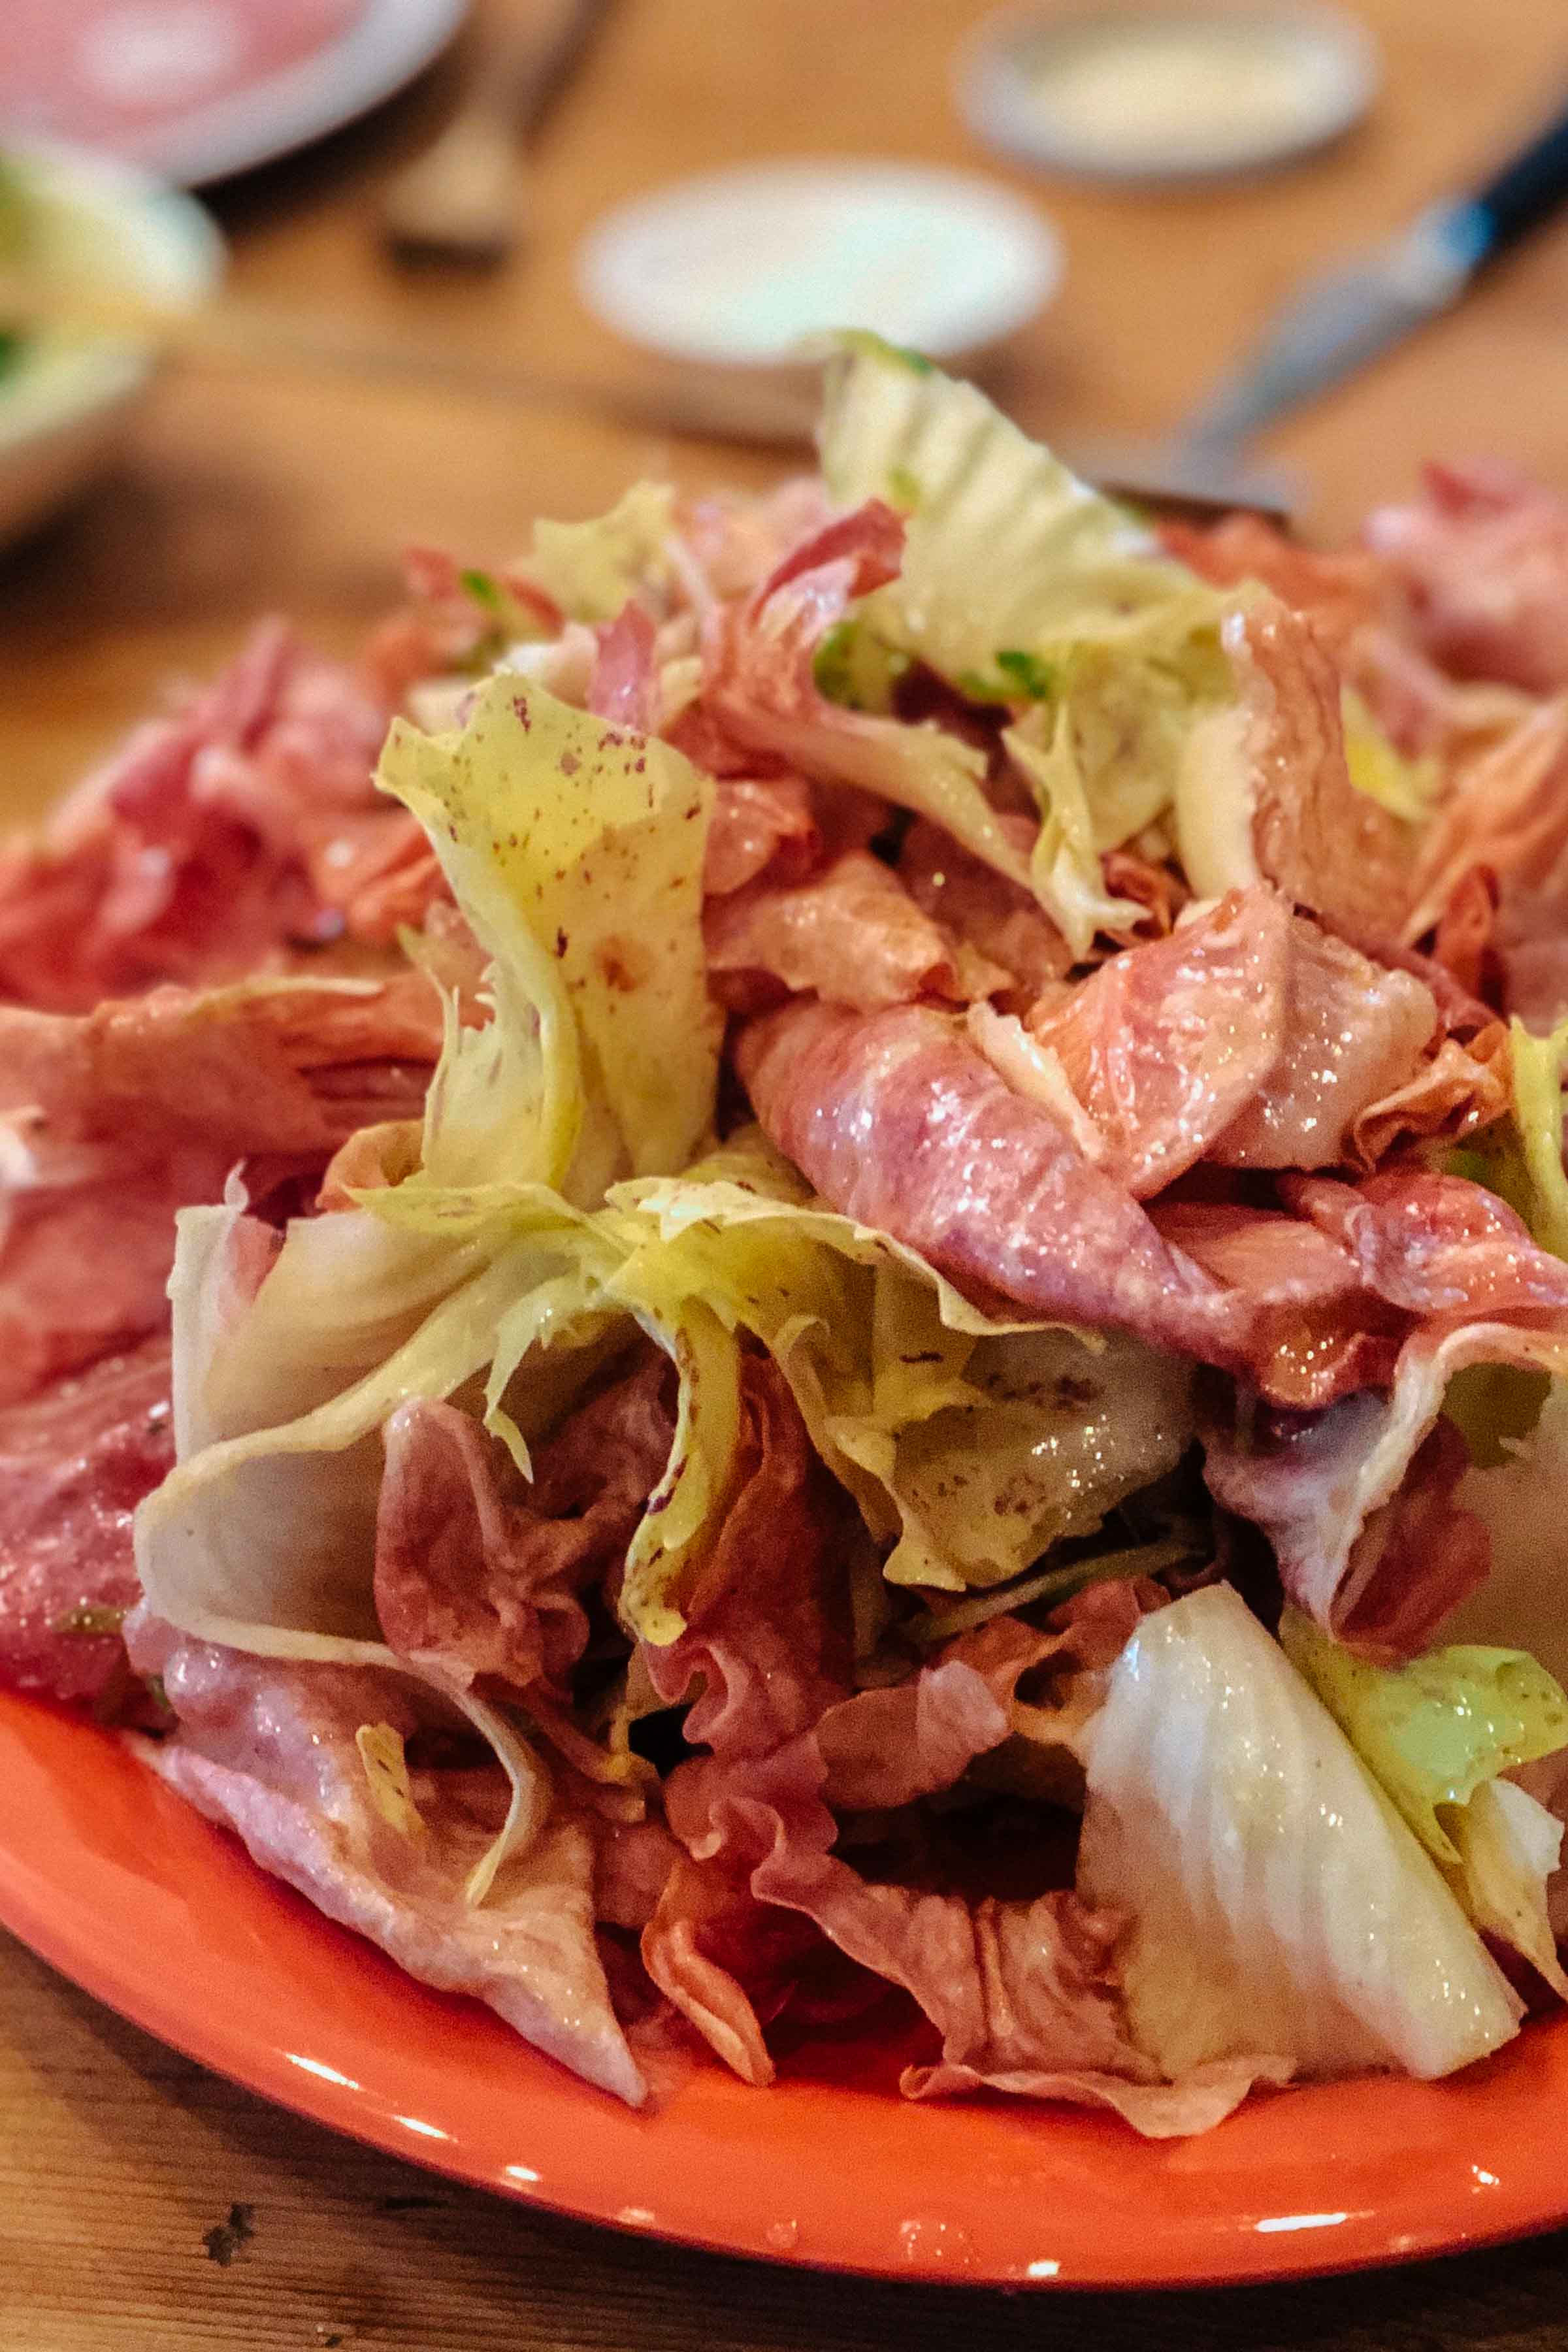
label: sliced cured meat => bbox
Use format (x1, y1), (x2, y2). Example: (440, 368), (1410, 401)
(1365, 460), (1568, 694)
(1284, 1166), (1568, 1323)
(1024, 888), (1291, 1196)
(1403, 698), (1568, 947)
(1161, 512), (1386, 659)
(1204, 1169), (1568, 1653)
(698, 501), (909, 797)
(1203, 1379), (1490, 1659)
(1149, 1202), (1403, 1408)
(757, 499), (906, 601)
(703, 776), (821, 896)
(1177, 598), (1415, 941)
(0, 973), (440, 1404)
(644, 1358), (853, 1761)
(1209, 919), (1441, 1172)
(126, 1616), (644, 2102)
(0, 1335), (171, 1708)
(374, 1360), (674, 1695)
(698, 504), (1032, 890)
(737, 998), (1254, 1374)
(588, 602), (659, 732)
(1241, 599), (1416, 936)
(704, 850), (1000, 1014)
(677, 479), (834, 604)
(898, 817), (1071, 998)
(0, 623), (438, 1013)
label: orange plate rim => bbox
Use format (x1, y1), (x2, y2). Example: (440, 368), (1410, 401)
(2, 1690), (1566, 2291)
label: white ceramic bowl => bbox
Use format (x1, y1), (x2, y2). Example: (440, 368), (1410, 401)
(577, 159), (1062, 370)
(0, 143), (224, 547)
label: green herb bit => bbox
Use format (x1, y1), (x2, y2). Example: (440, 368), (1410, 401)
(995, 649), (1056, 700)
(459, 567), (505, 614)
(885, 464), (922, 513)
(813, 619), (858, 704)
(0, 155), (32, 384)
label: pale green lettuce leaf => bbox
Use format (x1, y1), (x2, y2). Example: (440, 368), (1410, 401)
(1281, 1607), (1568, 1989)
(1081, 1584), (1524, 2080)
(1342, 689), (1443, 826)
(1509, 1015), (1568, 1262)
(1280, 1609), (1568, 1865)
(817, 333), (1202, 682)
(525, 482), (675, 621)
(817, 338), (1243, 907)
(604, 1246), (746, 1647)
(1005, 706), (1147, 960)
(377, 673), (721, 1203)
(611, 1131), (1193, 1595)
(1446, 1778), (1568, 1998)
(141, 1218), (603, 1902)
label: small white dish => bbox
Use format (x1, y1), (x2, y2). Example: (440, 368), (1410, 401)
(0, 143), (223, 547)
(577, 159), (1062, 369)
(960, 2), (1379, 183)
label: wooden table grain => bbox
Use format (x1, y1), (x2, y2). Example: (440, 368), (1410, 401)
(5, 1), (1568, 2342)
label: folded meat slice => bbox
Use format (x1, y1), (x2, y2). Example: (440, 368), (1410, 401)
(644, 1358), (853, 1762)
(1150, 1202), (1403, 1409)
(738, 998), (1254, 1376)
(1205, 1169), (1568, 1655)
(737, 994), (1522, 1422)
(1209, 918), (1443, 1171)
(0, 973), (440, 1405)
(586, 600), (659, 730)
(0, 1335), (172, 1708)
(1176, 598), (1415, 941)
(1205, 1384), (1488, 1659)
(705, 850), (1002, 1014)
(1365, 459), (1568, 694)
(1023, 887), (1291, 1196)
(678, 478), (835, 604)
(897, 817), (1071, 998)
(125, 1615), (644, 2102)
(1286, 1166), (1568, 1323)
(703, 776), (820, 896)
(0, 622), (439, 1013)
(1401, 697), (1568, 950)
(1160, 512), (1387, 659)
(374, 1360), (674, 1697)
(698, 504), (1032, 891)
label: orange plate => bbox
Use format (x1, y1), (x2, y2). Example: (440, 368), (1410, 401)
(1, 1686), (1565, 2289)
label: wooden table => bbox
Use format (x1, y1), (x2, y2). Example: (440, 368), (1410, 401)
(5, 0), (1568, 2342)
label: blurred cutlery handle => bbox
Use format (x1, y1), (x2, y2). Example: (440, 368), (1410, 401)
(380, 0), (614, 264)
(1471, 93), (1568, 257)
(0, 271), (817, 448)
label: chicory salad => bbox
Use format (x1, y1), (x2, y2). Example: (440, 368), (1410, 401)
(6, 339), (1568, 2131)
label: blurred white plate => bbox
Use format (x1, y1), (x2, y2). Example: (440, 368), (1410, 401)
(960, 3), (1378, 183)
(0, 142), (223, 544)
(577, 159), (1062, 368)
(0, 0), (468, 188)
